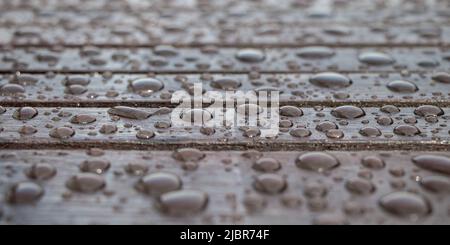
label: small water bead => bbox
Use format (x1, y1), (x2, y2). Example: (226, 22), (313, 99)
(0, 83), (25, 95)
(243, 127), (261, 138)
(19, 125), (37, 135)
(359, 127), (382, 137)
(414, 105), (444, 117)
(12, 74), (38, 85)
(316, 121), (338, 132)
(80, 160), (111, 174)
(99, 124), (118, 134)
(296, 152), (340, 172)
(331, 106), (366, 119)
(420, 176), (450, 193)
(379, 192), (431, 217)
(361, 156), (385, 169)
(24, 163), (57, 180)
(6, 182), (44, 204)
(12, 107), (38, 120)
(304, 182), (328, 198)
(377, 115), (394, 126)
(279, 106), (303, 117)
(252, 158), (281, 172)
(130, 78), (164, 96)
(157, 190), (208, 216)
(253, 174), (287, 194)
(172, 148), (205, 162)
(279, 120), (293, 128)
(243, 192), (267, 212)
(431, 72), (450, 84)
(393, 125), (421, 136)
(289, 128), (311, 138)
(236, 103), (263, 116)
(296, 46), (335, 59)
(412, 155), (450, 175)
(107, 106), (151, 119)
(180, 109), (213, 124)
(326, 129), (344, 139)
(65, 84), (87, 95)
(66, 173), (106, 193)
(386, 80), (418, 93)
(125, 162), (149, 176)
(70, 114), (96, 124)
(136, 172), (182, 196)
(380, 105), (400, 114)
(64, 76), (90, 86)
(309, 72), (352, 89)
(345, 178), (375, 195)
(358, 52), (395, 65)
(86, 148), (104, 157)
(235, 49), (265, 63)
(49, 127), (75, 139)
(210, 78), (241, 90)
(134, 130), (155, 140)
(153, 45), (178, 56)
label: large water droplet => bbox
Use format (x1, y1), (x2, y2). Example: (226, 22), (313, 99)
(331, 106), (366, 119)
(414, 105), (444, 117)
(296, 46), (335, 59)
(49, 127), (75, 139)
(66, 173), (106, 193)
(296, 152), (340, 172)
(235, 49), (265, 62)
(412, 155), (450, 175)
(130, 78), (164, 96)
(157, 190), (208, 215)
(253, 174), (287, 194)
(80, 160), (111, 174)
(6, 182), (44, 204)
(135, 172), (182, 196)
(280, 106), (303, 117)
(420, 176), (450, 193)
(358, 52), (395, 65)
(24, 163), (57, 180)
(172, 148), (205, 162)
(393, 125), (421, 136)
(180, 109), (213, 125)
(136, 130), (155, 139)
(431, 72), (450, 84)
(70, 114), (96, 124)
(309, 72), (352, 89)
(361, 156), (385, 169)
(12, 107), (38, 120)
(107, 106), (151, 119)
(210, 78), (241, 90)
(345, 178), (375, 195)
(379, 192), (431, 217)
(0, 83), (25, 95)
(359, 127), (382, 137)
(252, 158), (281, 172)
(386, 80), (418, 93)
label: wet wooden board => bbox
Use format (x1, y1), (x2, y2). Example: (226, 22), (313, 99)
(1, 25), (450, 46)
(1, 47), (449, 72)
(0, 150), (449, 225)
(0, 106), (449, 151)
(2, 73), (450, 105)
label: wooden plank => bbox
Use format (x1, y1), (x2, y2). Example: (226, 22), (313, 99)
(1, 25), (450, 46)
(0, 150), (449, 224)
(0, 106), (449, 150)
(1, 73), (450, 105)
(1, 47), (449, 72)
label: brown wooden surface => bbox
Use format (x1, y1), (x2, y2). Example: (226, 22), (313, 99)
(1, 0), (450, 225)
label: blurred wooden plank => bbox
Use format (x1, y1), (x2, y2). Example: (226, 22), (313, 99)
(1, 73), (450, 106)
(0, 106), (449, 150)
(1, 47), (449, 72)
(0, 150), (449, 225)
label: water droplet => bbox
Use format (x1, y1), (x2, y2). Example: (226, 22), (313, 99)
(358, 52), (395, 65)
(210, 78), (241, 90)
(379, 192), (431, 217)
(130, 78), (164, 96)
(235, 49), (265, 62)
(316, 121), (338, 132)
(24, 163), (57, 180)
(290, 128), (311, 138)
(252, 158), (281, 172)
(65, 84), (87, 95)
(136, 130), (155, 139)
(280, 106), (303, 117)
(420, 176), (450, 193)
(296, 152), (340, 172)
(326, 129), (344, 139)
(125, 162), (148, 176)
(377, 115), (394, 126)
(172, 148), (205, 162)
(412, 155), (450, 175)
(253, 174), (287, 194)
(345, 178), (375, 195)
(380, 105), (400, 114)
(99, 124), (118, 134)
(180, 109), (213, 124)
(12, 107), (38, 120)
(331, 106), (365, 119)
(243, 127), (261, 138)
(135, 172), (182, 196)
(431, 72), (450, 84)
(66, 173), (106, 193)
(153, 45), (178, 56)
(359, 127), (382, 137)
(49, 127), (75, 139)
(386, 80), (418, 93)
(80, 160), (111, 174)
(393, 125), (421, 136)
(309, 72), (352, 89)
(361, 156), (385, 169)
(64, 76), (90, 86)
(107, 106), (151, 119)
(6, 182), (44, 204)
(70, 114), (96, 124)
(157, 190), (208, 215)
(414, 105), (444, 117)
(19, 125), (37, 135)
(296, 46), (335, 59)
(0, 83), (25, 95)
